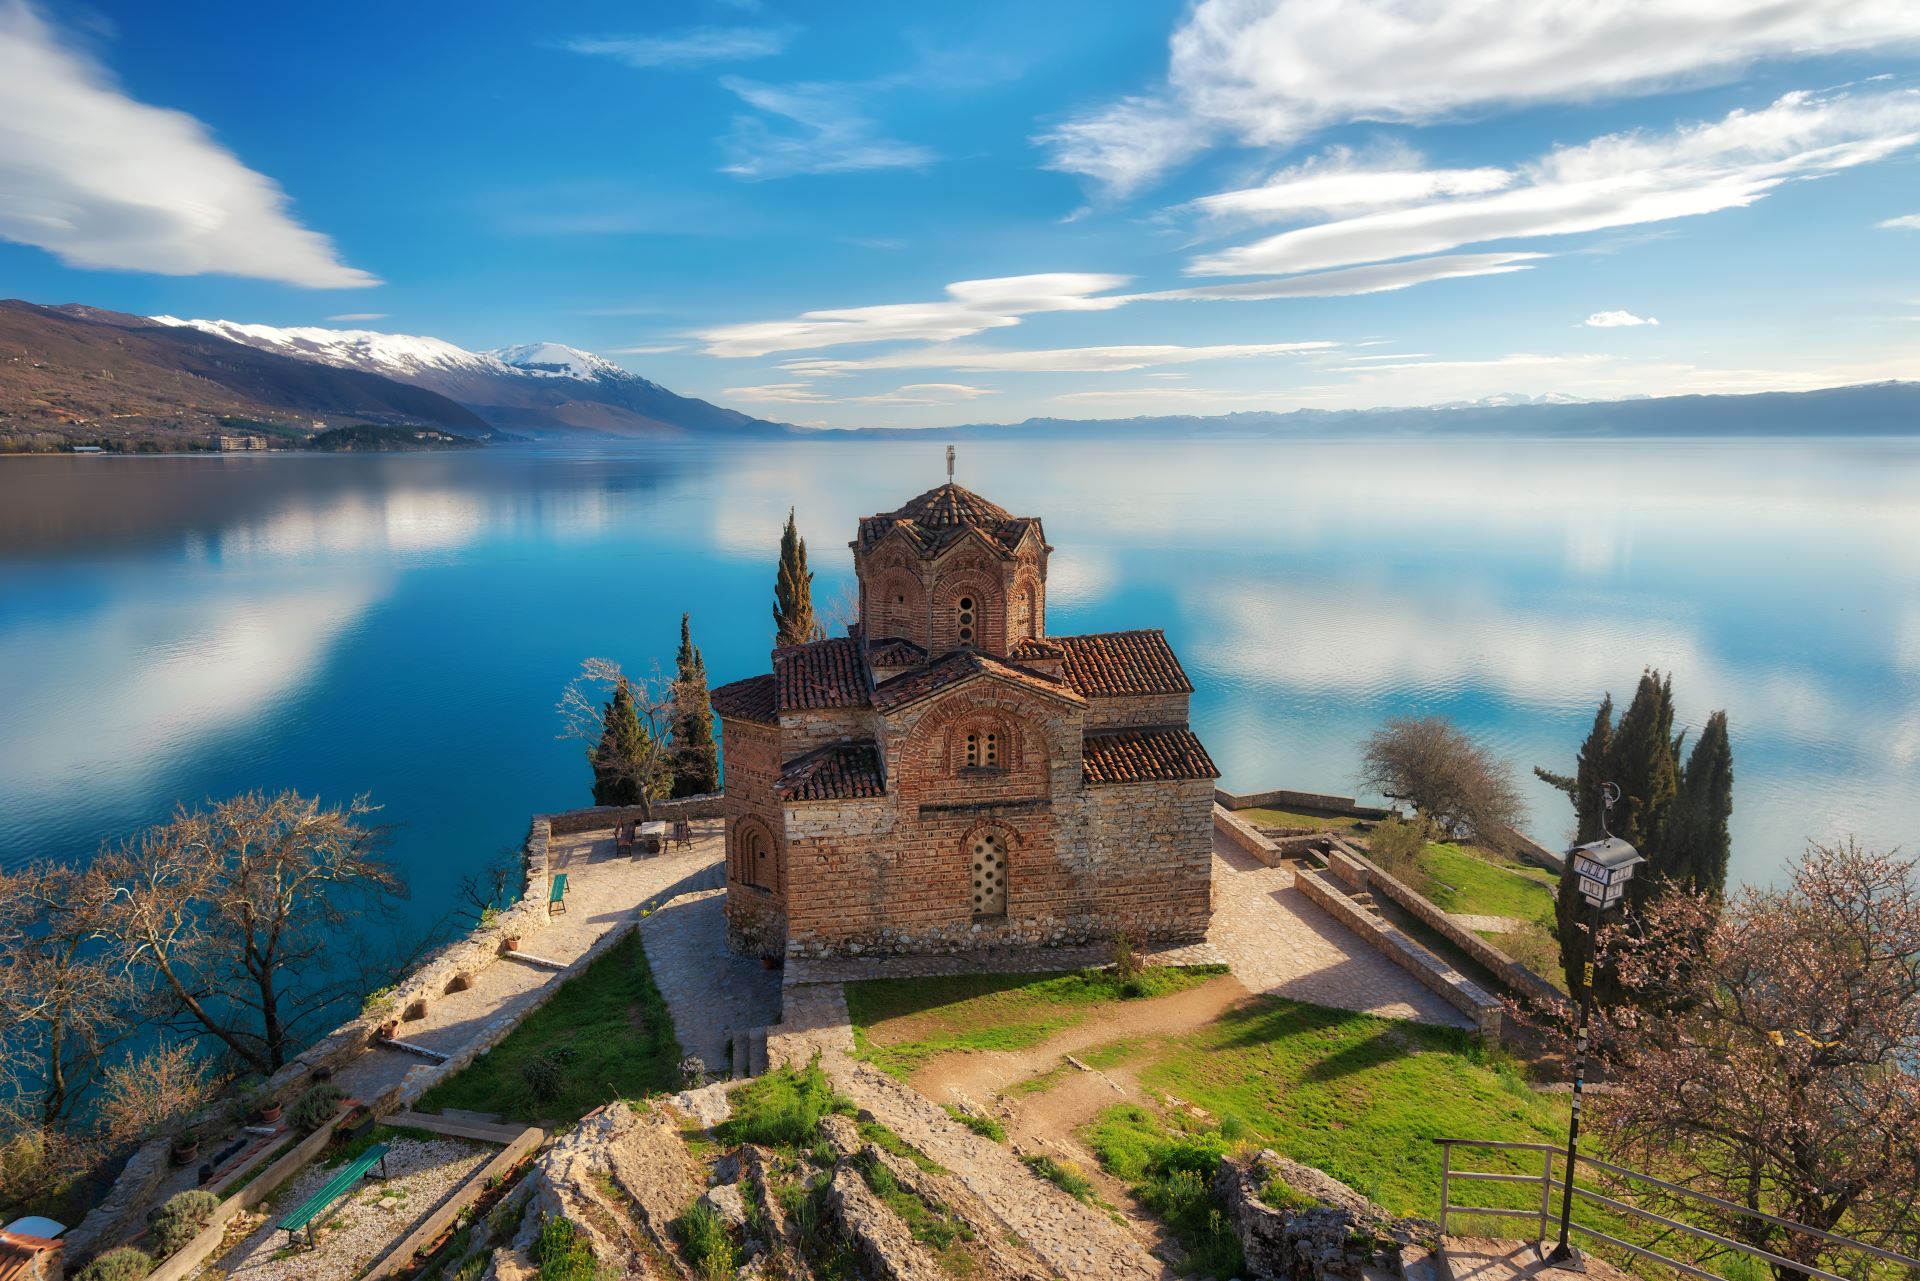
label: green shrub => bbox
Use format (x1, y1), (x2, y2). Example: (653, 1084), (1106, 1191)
(675, 1201), (738, 1281)
(150, 1188), (219, 1254)
(288, 1082), (345, 1134)
(76, 1247), (153, 1281)
(1141, 1168), (1243, 1280)
(521, 1051), (569, 1103)
(530, 1216), (603, 1281)
(1087, 1106), (1242, 1278)
(362, 986), (398, 1018)
(718, 1061), (852, 1150)
(1367, 816), (1428, 877)
(1023, 1154), (1094, 1201)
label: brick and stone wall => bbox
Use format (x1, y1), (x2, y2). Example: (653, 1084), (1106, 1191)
(1083, 690), (1191, 729)
(1214, 787), (1391, 820)
(721, 719), (788, 954)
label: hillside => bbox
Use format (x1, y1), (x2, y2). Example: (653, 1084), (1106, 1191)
(0, 301), (492, 451)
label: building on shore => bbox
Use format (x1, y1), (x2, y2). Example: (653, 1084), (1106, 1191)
(712, 467), (1218, 960)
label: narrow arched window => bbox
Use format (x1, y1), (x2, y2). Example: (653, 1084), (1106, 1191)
(965, 733), (979, 768)
(970, 829), (1008, 917)
(957, 595), (976, 647)
(984, 732), (999, 767)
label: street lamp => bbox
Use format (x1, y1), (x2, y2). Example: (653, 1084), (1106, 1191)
(1545, 806), (1643, 1271)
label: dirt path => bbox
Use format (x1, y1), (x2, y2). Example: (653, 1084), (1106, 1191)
(902, 975), (1254, 1262)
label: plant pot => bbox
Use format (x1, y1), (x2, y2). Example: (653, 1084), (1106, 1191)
(502, 936), (522, 953)
(375, 1019), (399, 1041)
(171, 1138), (200, 1166)
(336, 1107), (375, 1144)
(259, 1103), (283, 1124)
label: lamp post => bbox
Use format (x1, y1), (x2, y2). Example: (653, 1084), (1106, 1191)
(1544, 827), (1643, 1271)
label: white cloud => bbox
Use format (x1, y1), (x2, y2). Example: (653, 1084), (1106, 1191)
(722, 381), (994, 406)
(1188, 146), (1513, 222)
(696, 272), (1130, 356)
(0, 1), (377, 286)
(1189, 90), (1920, 276)
(1880, 213), (1920, 229)
(782, 340), (1334, 376)
(1044, 0), (1920, 197)
(327, 312), (387, 322)
(1585, 310), (1660, 327)
(562, 25), (791, 68)
(718, 77), (933, 179)
(1144, 252), (1545, 300)
(607, 343), (689, 354)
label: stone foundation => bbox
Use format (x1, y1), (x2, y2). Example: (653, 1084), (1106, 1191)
(1217, 1150), (1438, 1281)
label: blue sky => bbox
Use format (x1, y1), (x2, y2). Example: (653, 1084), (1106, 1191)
(2, 0), (1917, 427)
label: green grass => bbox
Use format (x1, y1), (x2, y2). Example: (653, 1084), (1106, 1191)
(943, 1105), (1006, 1143)
(1084, 1107), (1243, 1278)
(1022, 1154), (1096, 1201)
(676, 1201), (738, 1281)
(857, 1154), (977, 1273)
(846, 965), (1229, 1079)
(717, 1061), (855, 1152)
(417, 932), (682, 1124)
(1241, 807), (1364, 831)
(530, 1216), (609, 1281)
(1413, 843), (1558, 923)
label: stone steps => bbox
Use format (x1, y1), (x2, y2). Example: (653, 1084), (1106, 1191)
(749, 1026), (769, 1077)
(505, 951), (570, 972)
(730, 1032), (748, 1080)
(377, 1037), (451, 1063)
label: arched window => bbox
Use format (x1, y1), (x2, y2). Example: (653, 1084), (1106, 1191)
(735, 824), (773, 890)
(984, 732), (999, 767)
(1021, 585), (1039, 639)
(969, 829), (1008, 917)
(965, 733), (979, 768)
(956, 595), (975, 647)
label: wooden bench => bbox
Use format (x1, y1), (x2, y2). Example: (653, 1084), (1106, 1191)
(548, 872), (568, 915)
(277, 1142), (389, 1247)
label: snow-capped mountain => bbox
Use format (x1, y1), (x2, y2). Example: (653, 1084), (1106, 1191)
(150, 317), (784, 437)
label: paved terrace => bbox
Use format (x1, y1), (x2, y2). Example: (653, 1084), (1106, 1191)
(334, 821), (727, 1104)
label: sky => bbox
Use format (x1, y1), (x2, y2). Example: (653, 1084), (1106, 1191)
(1, 0), (1918, 428)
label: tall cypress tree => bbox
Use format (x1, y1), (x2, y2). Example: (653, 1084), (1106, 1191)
(773, 507), (818, 647)
(1667, 711), (1734, 897)
(670, 613), (721, 798)
(591, 677), (651, 809)
(1539, 697), (1616, 997)
(1608, 669), (1679, 907)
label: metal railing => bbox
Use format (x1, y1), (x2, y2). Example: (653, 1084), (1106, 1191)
(1434, 1138), (1920, 1281)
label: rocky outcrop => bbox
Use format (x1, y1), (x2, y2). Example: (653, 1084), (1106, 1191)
(825, 1164), (950, 1281)
(1216, 1150), (1438, 1281)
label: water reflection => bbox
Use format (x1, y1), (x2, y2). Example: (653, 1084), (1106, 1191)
(1, 437), (1915, 898)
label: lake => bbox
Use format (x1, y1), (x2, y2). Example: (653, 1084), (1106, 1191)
(3, 436), (1916, 923)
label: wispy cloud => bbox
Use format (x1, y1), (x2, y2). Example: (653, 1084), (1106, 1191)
(607, 343), (689, 355)
(326, 312), (387, 322)
(1188, 90), (1920, 276)
(696, 273), (1128, 356)
(1880, 213), (1920, 229)
(719, 76), (932, 179)
(1585, 310), (1660, 327)
(781, 340), (1334, 376)
(562, 25), (792, 69)
(723, 381), (993, 405)
(0, 0), (377, 287)
(1186, 146), (1513, 223)
(1042, 0), (1920, 198)
(1144, 252), (1545, 300)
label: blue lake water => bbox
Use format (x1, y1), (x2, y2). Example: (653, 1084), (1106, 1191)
(3, 437), (1917, 926)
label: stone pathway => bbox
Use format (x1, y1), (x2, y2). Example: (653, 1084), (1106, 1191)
(333, 824), (726, 1103)
(1206, 832), (1470, 1027)
(638, 888), (783, 1076)
(1450, 913), (1525, 934)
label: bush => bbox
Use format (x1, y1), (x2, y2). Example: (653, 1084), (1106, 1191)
(150, 1188), (219, 1254)
(76, 1247), (154, 1281)
(1023, 1154), (1094, 1201)
(288, 1082), (345, 1134)
(1366, 816), (1428, 877)
(676, 1201), (738, 1281)
(530, 1215), (608, 1281)
(521, 1051), (569, 1104)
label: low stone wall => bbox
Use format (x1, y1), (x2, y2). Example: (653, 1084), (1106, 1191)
(1215, 787), (1390, 821)
(1325, 846), (1563, 1009)
(1295, 867), (1502, 1038)
(542, 794), (724, 836)
(1213, 804), (1285, 866)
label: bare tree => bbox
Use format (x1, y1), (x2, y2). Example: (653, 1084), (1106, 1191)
(1592, 841), (1920, 1279)
(94, 1043), (217, 1148)
(455, 848), (521, 928)
(1359, 716), (1524, 844)
(819, 581), (861, 638)
(0, 863), (130, 1127)
(94, 791), (406, 1075)
(557, 658), (674, 817)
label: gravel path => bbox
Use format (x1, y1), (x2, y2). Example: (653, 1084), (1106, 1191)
(211, 1136), (489, 1281)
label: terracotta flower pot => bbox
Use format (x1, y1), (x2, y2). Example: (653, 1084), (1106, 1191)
(259, 1103), (283, 1124)
(171, 1137), (200, 1166)
(502, 936), (522, 953)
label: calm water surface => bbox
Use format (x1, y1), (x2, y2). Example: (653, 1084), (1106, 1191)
(3, 437), (1916, 923)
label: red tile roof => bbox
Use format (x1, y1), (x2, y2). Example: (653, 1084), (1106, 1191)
(1054, 630), (1194, 698)
(1082, 727), (1219, 784)
(873, 649), (1084, 714)
(774, 636), (869, 711)
(866, 636), (926, 667)
(1008, 636), (1064, 660)
(711, 673), (778, 725)
(856, 482), (1041, 558)
(777, 741), (886, 801)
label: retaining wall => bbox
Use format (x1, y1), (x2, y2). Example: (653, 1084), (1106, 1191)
(1325, 845), (1564, 1008)
(1295, 867), (1503, 1038)
(1212, 805), (1284, 866)
(543, 794), (724, 836)
(1214, 787), (1390, 820)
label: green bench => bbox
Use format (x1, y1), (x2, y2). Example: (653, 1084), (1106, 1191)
(548, 872), (569, 915)
(277, 1142), (390, 1247)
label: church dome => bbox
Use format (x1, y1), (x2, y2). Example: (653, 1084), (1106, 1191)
(856, 481), (1038, 556)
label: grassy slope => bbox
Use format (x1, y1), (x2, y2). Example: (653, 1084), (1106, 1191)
(417, 932), (682, 1123)
(1241, 807), (1365, 831)
(845, 966), (1226, 1079)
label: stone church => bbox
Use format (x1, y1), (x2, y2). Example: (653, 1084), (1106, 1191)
(712, 468), (1218, 959)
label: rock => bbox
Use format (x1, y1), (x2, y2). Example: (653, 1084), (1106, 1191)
(1215, 1151), (1438, 1281)
(701, 1181), (750, 1231)
(670, 1080), (735, 1129)
(819, 1113), (864, 1158)
(825, 1165), (948, 1281)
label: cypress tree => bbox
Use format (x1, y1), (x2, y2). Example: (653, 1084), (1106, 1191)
(773, 507), (818, 647)
(1539, 697), (1615, 997)
(1667, 711), (1734, 897)
(1608, 669), (1679, 906)
(670, 613), (721, 798)
(590, 677), (651, 809)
